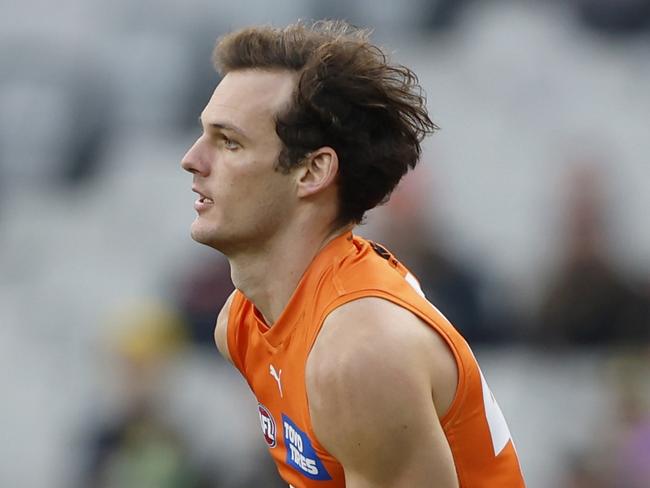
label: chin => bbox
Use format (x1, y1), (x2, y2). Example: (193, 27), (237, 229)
(190, 220), (231, 252)
(190, 220), (216, 245)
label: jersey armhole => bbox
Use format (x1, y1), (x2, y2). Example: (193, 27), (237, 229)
(226, 291), (246, 375)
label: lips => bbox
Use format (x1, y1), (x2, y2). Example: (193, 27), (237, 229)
(192, 187), (214, 212)
(193, 187), (214, 204)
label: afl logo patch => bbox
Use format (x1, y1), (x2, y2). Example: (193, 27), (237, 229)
(258, 403), (277, 448)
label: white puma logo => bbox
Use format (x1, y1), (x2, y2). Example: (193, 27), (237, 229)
(269, 364), (283, 398)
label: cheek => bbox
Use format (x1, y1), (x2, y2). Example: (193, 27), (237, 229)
(215, 146), (289, 208)
(229, 154), (283, 196)
(243, 174), (294, 223)
(209, 156), (253, 199)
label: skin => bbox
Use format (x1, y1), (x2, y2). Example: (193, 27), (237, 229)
(182, 68), (346, 325)
(306, 298), (459, 488)
(183, 68), (459, 487)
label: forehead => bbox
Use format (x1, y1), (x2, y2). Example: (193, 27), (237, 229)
(203, 69), (297, 132)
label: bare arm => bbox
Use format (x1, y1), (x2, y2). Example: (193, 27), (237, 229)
(306, 297), (459, 488)
(213, 290), (237, 363)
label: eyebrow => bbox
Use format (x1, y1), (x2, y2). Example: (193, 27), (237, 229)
(199, 117), (249, 139)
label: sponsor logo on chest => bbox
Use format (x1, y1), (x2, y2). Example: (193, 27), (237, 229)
(257, 404), (332, 481)
(282, 414), (332, 480)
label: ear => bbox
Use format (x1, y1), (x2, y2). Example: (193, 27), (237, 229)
(296, 147), (339, 198)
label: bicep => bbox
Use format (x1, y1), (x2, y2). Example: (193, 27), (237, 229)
(338, 378), (458, 488)
(307, 299), (459, 488)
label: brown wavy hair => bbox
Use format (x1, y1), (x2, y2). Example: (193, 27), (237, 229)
(213, 20), (438, 227)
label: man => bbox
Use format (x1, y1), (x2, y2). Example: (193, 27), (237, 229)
(181, 20), (525, 488)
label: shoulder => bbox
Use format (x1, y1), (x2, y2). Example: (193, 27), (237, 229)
(308, 297), (457, 401)
(305, 297), (459, 486)
(306, 297), (437, 418)
(214, 289), (238, 363)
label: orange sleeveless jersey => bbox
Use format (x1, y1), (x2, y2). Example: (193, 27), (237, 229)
(226, 231), (526, 487)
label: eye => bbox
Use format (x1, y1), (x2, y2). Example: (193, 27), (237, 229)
(223, 137), (240, 150)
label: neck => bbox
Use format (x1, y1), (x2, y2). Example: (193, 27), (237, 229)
(227, 221), (353, 325)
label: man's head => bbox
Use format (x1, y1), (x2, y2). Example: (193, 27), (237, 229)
(182, 20), (437, 251)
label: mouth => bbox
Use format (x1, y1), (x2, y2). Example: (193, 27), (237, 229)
(193, 187), (215, 204)
(192, 187), (215, 212)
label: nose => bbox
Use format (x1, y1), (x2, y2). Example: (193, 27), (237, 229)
(181, 137), (209, 175)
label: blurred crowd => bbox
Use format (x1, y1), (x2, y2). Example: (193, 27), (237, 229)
(1, 0), (649, 487)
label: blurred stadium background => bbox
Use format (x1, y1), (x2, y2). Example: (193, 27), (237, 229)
(1, 0), (649, 486)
